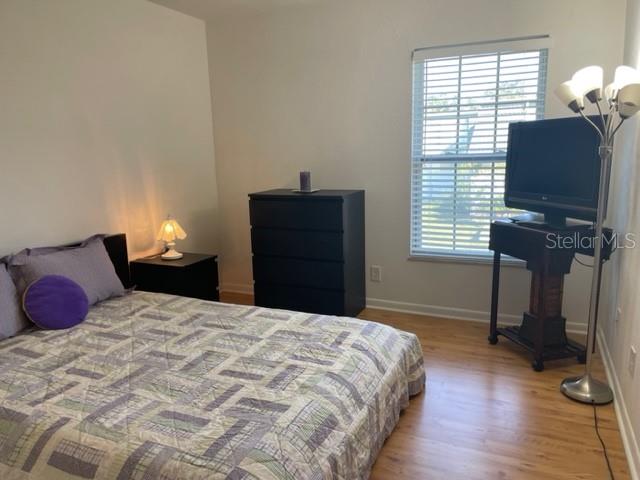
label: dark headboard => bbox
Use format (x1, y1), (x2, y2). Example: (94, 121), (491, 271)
(103, 234), (131, 289)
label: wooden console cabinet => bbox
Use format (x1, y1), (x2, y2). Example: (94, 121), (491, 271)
(488, 219), (614, 371)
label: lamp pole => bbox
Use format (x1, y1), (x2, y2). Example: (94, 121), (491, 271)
(560, 144), (613, 405)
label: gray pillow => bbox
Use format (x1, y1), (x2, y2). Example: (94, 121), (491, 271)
(0, 264), (28, 338)
(9, 236), (125, 306)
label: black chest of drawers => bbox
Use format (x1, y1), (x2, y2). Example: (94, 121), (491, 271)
(249, 189), (365, 317)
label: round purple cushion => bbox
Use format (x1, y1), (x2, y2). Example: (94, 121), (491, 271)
(23, 275), (89, 330)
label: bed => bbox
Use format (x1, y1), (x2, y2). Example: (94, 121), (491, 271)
(0, 235), (425, 480)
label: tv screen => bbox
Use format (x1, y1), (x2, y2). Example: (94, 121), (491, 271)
(505, 116), (602, 222)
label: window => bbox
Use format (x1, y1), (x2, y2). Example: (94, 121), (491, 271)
(410, 37), (548, 258)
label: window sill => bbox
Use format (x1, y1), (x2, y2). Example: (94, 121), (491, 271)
(408, 252), (525, 268)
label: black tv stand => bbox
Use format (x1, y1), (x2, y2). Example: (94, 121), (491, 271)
(488, 219), (614, 371)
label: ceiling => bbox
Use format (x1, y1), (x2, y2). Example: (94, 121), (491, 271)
(149, 0), (317, 19)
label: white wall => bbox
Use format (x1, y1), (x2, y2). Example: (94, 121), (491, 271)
(0, 0), (218, 258)
(600, 0), (640, 476)
(206, 0), (625, 326)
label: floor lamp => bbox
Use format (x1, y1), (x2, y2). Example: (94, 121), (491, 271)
(554, 65), (640, 404)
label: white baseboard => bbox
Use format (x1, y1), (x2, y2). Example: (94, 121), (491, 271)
(217, 285), (588, 334)
(220, 283), (254, 295)
(366, 296), (519, 323)
(598, 330), (640, 480)
(366, 297), (588, 334)
(217, 283), (587, 334)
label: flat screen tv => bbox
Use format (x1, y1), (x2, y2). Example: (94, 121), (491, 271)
(505, 116), (603, 225)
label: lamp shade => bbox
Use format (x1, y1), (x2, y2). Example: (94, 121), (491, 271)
(617, 83), (640, 119)
(614, 65), (640, 89)
(555, 81), (584, 112)
(605, 66), (640, 102)
(571, 65), (603, 102)
(157, 218), (187, 242)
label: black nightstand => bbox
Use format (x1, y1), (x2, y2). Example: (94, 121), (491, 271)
(130, 253), (219, 301)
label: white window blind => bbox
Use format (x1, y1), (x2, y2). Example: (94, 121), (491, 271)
(411, 37), (548, 257)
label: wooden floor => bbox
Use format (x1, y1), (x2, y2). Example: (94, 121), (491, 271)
(221, 293), (630, 480)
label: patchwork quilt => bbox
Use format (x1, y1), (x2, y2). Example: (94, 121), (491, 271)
(0, 292), (425, 480)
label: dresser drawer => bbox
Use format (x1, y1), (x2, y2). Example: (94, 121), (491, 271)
(254, 284), (344, 316)
(253, 256), (344, 290)
(250, 199), (343, 231)
(251, 228), (343, 261)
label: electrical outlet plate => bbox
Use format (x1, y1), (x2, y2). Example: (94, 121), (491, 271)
(629, 346), (637, 378)
(370, 265), (382, 283)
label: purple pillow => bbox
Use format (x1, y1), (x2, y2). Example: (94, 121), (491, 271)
(23, 275), (89, 330)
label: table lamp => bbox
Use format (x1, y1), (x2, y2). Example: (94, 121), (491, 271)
(157, 216), (187, 260)
(554, 65), (640, 404)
